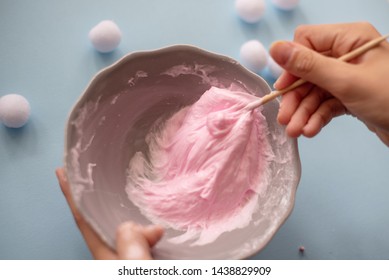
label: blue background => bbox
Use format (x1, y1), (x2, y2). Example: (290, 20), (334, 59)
(1, 0), (389, 259)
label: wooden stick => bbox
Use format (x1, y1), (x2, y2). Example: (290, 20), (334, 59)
(246, 33), (389, 110)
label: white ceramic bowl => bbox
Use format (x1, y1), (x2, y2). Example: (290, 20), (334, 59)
(64, 45), (301, 259)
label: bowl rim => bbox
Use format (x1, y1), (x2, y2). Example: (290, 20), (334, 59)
(63, 44), (301, 259)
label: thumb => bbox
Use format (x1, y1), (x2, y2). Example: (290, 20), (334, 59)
(116, 222), (164, 260)
(270, 41), (355, 95)
(116, 222), (153, 260)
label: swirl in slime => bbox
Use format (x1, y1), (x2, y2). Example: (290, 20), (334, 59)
(126, 86), (274, 245)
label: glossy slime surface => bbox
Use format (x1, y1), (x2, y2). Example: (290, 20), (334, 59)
(126, 86), (275, 245)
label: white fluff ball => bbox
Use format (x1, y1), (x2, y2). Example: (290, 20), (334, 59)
(0, 94), (31, 128)
(240, 40), (268, 73)
(89, 20), (122, 53)
(268, 56), (284, 79)
(271, 0), (299, 11)
(235, 0), (266, 23)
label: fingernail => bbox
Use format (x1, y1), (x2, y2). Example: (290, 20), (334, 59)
(118, 222), (137, 234)
(56, 168), (68, 182)
(271, 41), (295, 66)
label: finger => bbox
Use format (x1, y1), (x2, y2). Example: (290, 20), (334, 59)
(277, 83), (313, 125)
(293, 22), (380, 57)
(116, 222), (154, 260)
(55, 168), (84, 224)
(55, 168), (116, 260)
(302, 98), (347, 138)
(269, 40), (356, 96)
(56, 167), (68, 194)
(273, 71), (298, 90)
(55, 168), (78, 218)
(285, 87), (328, 137)
(141, 225), (164, 247)
(272, 51), (331, 91)
(293, 24), (339, 53)
(273, 23), (347, 90)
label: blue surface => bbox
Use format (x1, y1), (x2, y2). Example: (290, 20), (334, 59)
(1, 0), (389, 259)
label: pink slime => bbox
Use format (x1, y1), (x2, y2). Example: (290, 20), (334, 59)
(126, 86), (274, 245)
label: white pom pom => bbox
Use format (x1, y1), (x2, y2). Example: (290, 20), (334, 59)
(235, 0), (266, 23)
(271, 0), (299, 11)
(0, 94), (31, 128)
(268, 56), (284, 79)
(240, 40), (268, 73)
(89, 20), (122, 53)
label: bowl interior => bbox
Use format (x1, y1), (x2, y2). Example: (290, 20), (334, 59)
(65, 45), (301, 259)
